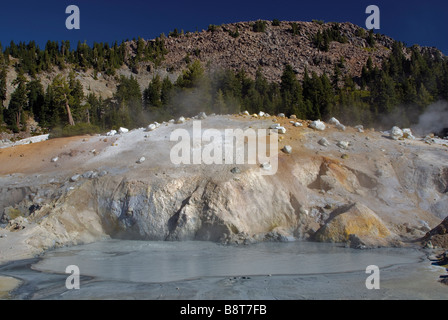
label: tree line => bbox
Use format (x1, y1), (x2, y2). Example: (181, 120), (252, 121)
(1, 38), (447, 137)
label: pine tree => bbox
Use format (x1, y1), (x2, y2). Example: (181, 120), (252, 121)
(143, 75), (162, 108)
(51, 74), (75, 126)
(26, 79), (45, 124)
(5, 72), (28, 131)
(280, 65), (303, 117)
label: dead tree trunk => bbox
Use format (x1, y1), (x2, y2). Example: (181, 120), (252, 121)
(64, 93), (75, 126)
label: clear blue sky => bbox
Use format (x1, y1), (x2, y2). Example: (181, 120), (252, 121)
(1, 0), (447, 54)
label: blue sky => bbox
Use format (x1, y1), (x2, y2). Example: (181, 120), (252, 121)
(1, 0), (447, 54)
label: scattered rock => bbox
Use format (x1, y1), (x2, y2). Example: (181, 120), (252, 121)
(82, 171), (97, 179)
(294, 122), (302, 127)
(402, 128), (415, 140)
(277, 113), (285, 118)
(355, 125), (364, 133)
(230, 167), (241, 174)
(118, 127), (129, 134)
(337, 141), (350, 149)
(98, 170), (108, 177)
(70, 174), (81, 182)
(390, 126), (403, 140)
(198, 112), (207, 120)
(318, 138), (330, 147)
(176, 116), (186, 124)
(137, 157), (146, 164)
(309, 120), (326, 131)
(282, 145), (292, 154)
(51, 157), (58, 163)
(260, 162), (272, 170)
(242, 111), (250, 116)
(106, 130), (117, 136)
(146, 124), (157, 131)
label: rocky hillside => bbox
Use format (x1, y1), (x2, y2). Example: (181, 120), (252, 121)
(2, 20), (428, 105)
(159, 20), (394, 82)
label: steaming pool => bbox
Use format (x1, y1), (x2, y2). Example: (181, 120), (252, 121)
(0, 240), (447, 299)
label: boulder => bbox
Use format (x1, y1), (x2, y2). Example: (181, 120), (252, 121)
(390, 126), (403, 140)
(282, 145), (292, 154)
(294, 122), (303, 127)
(137, 157), (146, 164)
(258, 111), (265, 117)
(277, 113), (286, 118)
(260, 162), (272, 170)
(70, 174), (81, 182)
(314, 203), (393, 247)
(318, 138), (330, 147)
(146, 124), (157, 131)
(337, 141), (350, 149)
(106, 130), (117, 136)
(328, 117), (340, 125)
(402, 128), (415, 140)
(176, 116), (186, 124)
(118, 127), (129, 134)
(309, 120), (326, 131)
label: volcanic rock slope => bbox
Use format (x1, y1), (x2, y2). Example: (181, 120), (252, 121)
(4, 20), (399, 104)
(0, 114), (447, 263)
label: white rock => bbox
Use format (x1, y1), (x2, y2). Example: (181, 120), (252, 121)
(289, 121), (295, 124)
(337, 141), (350, 149)
(270, 124), (281, 129)
(260, 162), (272, 170)
(328, 117), (340, 125)
(294, 122), (302, 127)
(146, 124), (157, 131)
(168, 119), (175, 123)
(390, 126), (403, 140)
(310, 120), (326, 131)
(277, 113), (286, 118)
(355, 125), (364, 133)
(176, 116), (186, 124)
(402, 128), (415, 140)
(258, 111), (265, 117)
(198, 112), (207, 119)
(276, 126), (287, 134)
(318, 138), (330, 147)
(242, 110), (250, 116)
(70, 174), (80, 182)
(282, 145), (292, 154)
(137, 157), (146, 164)
(51, 157), (58, 163)
(106, 130), (117, 136)
(118, 127), (129, 134)
(335, 123), (346, 131)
